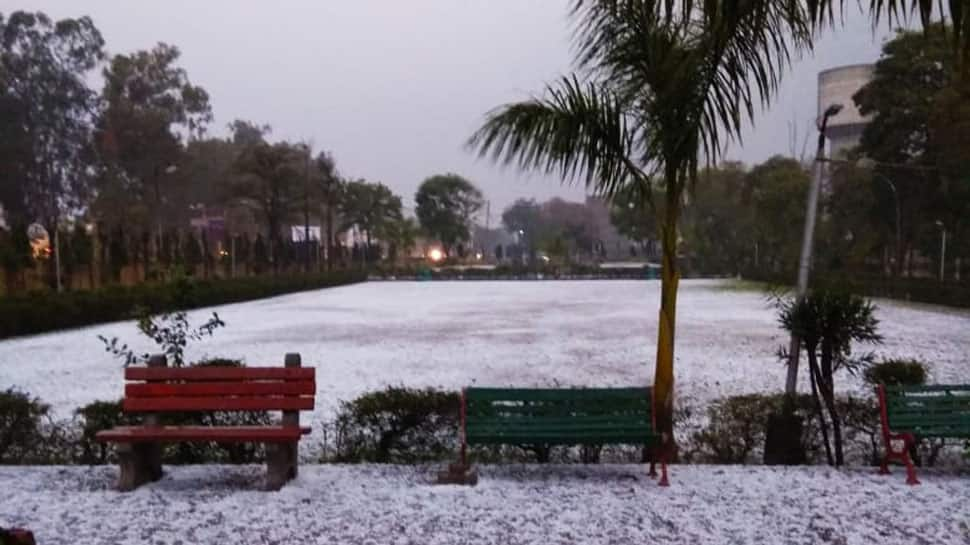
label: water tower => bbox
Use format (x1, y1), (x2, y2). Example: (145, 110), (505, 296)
(818, 64), (874, 157)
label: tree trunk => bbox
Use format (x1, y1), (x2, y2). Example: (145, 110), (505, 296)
(819, 344), (844, 466)
(325, 200), (335, 272)
(653, 170), (682, 450)
(808, 350), (834, 466)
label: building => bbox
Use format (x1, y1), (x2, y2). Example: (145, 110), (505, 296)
(818, 64), (874, 157)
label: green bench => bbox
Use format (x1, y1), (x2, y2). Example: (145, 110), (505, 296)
(878, 384), (970, 484)
(445, 386), (668, 486)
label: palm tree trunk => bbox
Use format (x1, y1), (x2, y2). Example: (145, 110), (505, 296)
(653, 171), (681, 448)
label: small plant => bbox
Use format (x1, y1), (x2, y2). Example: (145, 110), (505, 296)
(776, 289), (882, 466)
(98, 307), (225, 367)
(863, 359), (928, 387)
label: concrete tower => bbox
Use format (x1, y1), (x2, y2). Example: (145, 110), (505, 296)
(818, 64), (874, 157)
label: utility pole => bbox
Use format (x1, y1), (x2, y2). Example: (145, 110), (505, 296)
(785, 103), (842, 395)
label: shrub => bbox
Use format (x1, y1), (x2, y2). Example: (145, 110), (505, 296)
(75, 400), (135, 465)
(0, 389), (73, 464)
(863, 359), (928, 388)
(688, 393), (818, 464)
(0, 389), (49, 463)
(332, 387), (461, 463)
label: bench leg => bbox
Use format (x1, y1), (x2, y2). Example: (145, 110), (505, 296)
(879, 433), (920, 485)
(266, 442), (297, 491)
(116, 443), (162, 492)
(648, 459), (657, 478)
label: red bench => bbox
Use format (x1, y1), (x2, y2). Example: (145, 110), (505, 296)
(97, 353), (315, 491)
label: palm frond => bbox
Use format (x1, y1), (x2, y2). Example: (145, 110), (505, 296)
(571, 0), (812, 167)
(467, 75), (651, 200)
(695, 0), (813, 161)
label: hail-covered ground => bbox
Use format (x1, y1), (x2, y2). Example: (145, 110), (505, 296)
(2, 464), (968, 544)
(2, 279), (967, 428)
(2, 280), (969, 544)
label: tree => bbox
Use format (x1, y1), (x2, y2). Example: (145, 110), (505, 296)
(745, 157), (810, 274)
(609, 185), (658, 254)
(231, 142), (301, 271)
(853, 26), (952, 277)
(0, 224), (33, 293)
(339, 180), (404, 263)
(680, 163), (752, 275)
(469, 0), (813, 442)
(0, 11), (105, 288)
(95, 42), (212, 249)
(388, 217), (420, 263)
(312, 151), (342, 271)
(501, 199), (541, 265)
(539, 198), (597, 263)
(415, 174), (484, 255)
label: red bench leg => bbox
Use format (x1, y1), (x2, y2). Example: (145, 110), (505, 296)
(116, 442), (162, 491)
(266, 441), (298, 490)
(648, 459), (657, 478)
(879, 433), (920, 485)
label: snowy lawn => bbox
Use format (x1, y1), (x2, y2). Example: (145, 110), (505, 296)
(1, 279), (968, 442)
(1, 464), (968, 544)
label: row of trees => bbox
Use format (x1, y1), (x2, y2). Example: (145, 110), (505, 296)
(0, 10), (495, 293)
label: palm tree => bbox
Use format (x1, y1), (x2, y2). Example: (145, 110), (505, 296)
(469, 0), (814, 442)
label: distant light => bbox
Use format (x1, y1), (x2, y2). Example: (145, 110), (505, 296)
(428, 248), (444, 262)
(541, 255), (550, 262)
(475, 252), (483, 260)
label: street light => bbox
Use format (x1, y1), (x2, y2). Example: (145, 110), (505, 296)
(935, 220), (947, 281)
(785, 102), (842, 395)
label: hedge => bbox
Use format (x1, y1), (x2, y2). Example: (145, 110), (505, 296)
(0, 271), (366, 339)
(742, 270), (970, 309)
(369, 263), (660, 281)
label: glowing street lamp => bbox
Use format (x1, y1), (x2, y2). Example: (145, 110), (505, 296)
(428, 248), (444, 262)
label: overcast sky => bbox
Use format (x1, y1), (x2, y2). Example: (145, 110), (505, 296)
(13, 1), (897, 223)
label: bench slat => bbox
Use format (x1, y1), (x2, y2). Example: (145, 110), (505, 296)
(125, 367), (314, 382)
(464, 386), (656, 448)
(123, 396), (314, 413)
(884, 384), (970, 439)
(96, 425), (311, 443)
(467, 416), (649, 427)
(126, 381), (316, 398)
(466, 387), (650, 402)
(467, 432), (659, 445)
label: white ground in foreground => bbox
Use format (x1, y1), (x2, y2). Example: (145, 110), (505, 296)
(1, 464), (967, 544)
(1, 280), (968, 431)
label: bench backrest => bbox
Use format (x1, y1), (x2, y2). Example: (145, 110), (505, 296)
(122, 365), (316, 413)
(463, 387), (656, 445)
(880, 384), (970, 439)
